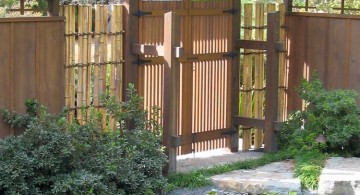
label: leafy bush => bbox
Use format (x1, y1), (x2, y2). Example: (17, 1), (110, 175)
(280, 73), (360, 156)
(0, 85), (167, 195)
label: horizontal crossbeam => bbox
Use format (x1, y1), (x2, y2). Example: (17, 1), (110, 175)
(235, 40), (284, 52)
(233, 116), (282, 131)
(132, 44), (183, 58)
(170, 128), (232, 147)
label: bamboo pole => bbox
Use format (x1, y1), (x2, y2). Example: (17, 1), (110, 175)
(278, 3), (286, 122)
(242, 4), (253, 151)
(94, 5), (101, 112)
(69, 5), (76, 123)
(109, 5), (117, 129)
(81, 5), (89, 124)
(86, 5), (93, 122)
(64, 5), (70, 120)
(77, 5), (84, 124)
(254, 3), (265, 149)
(117, 5), (123, 104)
(100, 5), (108, 129)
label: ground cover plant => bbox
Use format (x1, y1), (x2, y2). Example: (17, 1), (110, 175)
(279, 73), (360, 190)
(0, 85), (167, 195)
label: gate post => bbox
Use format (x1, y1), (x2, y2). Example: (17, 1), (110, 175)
(264, 12), (280, 152)
(163, 12), (180, 173)
(230, 0), (241, 152)
(123, 0), (139, 100)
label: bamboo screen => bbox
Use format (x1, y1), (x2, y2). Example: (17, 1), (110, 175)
(61, 5), (124, 129)
(240, 3), (286, 151)
(138, 0), (234, 155)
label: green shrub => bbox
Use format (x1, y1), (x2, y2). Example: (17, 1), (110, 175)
(279, 73), (360, 156)
(0, 85), (167, 195)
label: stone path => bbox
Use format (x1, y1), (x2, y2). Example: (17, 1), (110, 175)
(177, 148), (264, 173)
(318, 157), (360, 195)
(171, 148), (360, 195)
(211, 160), (301, 195)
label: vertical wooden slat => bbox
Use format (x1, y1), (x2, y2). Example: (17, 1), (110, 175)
(264, 12), (280, 152)
(123, 0), (139, 100)
(254, 3), (265, 149)
(163, 12), (180, 173)
(230, 0), (240, 152)
(242, 4), (253, 151)
(179, 0), (193, 155)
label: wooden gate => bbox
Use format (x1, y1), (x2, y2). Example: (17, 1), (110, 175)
(131, 0), (240, 157)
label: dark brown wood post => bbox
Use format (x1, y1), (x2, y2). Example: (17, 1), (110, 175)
(264, 12), (280, 152)
(123, 0), (139, 100)
(230, 0), (241, 152)
(163, 11), (180, 173)
(47, 0), (60, 16)
(284, 0), (293, 12)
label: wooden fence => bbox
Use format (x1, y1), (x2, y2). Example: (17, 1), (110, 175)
(135, 1), (237, 156)
(0, 17), (65, 137)
(239, 3), (286, 151)
(286, 13), (360, 112)
(60, 5), (124, 129)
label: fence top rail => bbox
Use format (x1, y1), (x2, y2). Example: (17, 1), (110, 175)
(0, 16), (65, 23)
(287, 12), (360, 20)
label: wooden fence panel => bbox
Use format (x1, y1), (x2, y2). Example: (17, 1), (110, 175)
(138, 0), (234, 155)
(0, 17), (65, 137)
(61, 5), (124, 129)
(287, 13), (360, 111)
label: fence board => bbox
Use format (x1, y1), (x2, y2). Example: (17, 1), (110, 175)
(0, 23), (12, 137)
(0, 17), (64, 137)
(287, 13), (360, 111)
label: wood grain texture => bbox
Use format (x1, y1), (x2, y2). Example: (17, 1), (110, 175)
(0, 17), (64, 137)
(287, 14), (360, 110)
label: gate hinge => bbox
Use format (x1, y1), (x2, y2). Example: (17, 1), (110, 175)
(223, 51), (239, 59)
(134, 10), (152, 17)
(223, 8), (238, 15)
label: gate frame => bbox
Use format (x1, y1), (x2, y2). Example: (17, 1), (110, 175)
(234, 11), (283, 152)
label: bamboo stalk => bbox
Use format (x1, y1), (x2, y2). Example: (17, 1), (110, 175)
(69, 5), (76, 123)
(242, 4), (253, 151)
(86, 5), (93, 122)
(64, 5), (70, 120)
(278, 3), (286, 122)
(254, 3), (265, 149)
(100, 5), (108, 130)
(81, 5), (89, 124)
(94, 5), (101, 111)
(118, 5), (123, 104)
(109, 4), (117, 130)
(77, 5), (84, 124)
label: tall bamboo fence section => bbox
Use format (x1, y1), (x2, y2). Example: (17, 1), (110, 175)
(61, 4), (124, 129)
(240, 3), (286, 150)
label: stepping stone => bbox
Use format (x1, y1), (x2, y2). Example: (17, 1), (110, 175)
(318, 157), (360, 195)
(211, 160), (301, 195)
